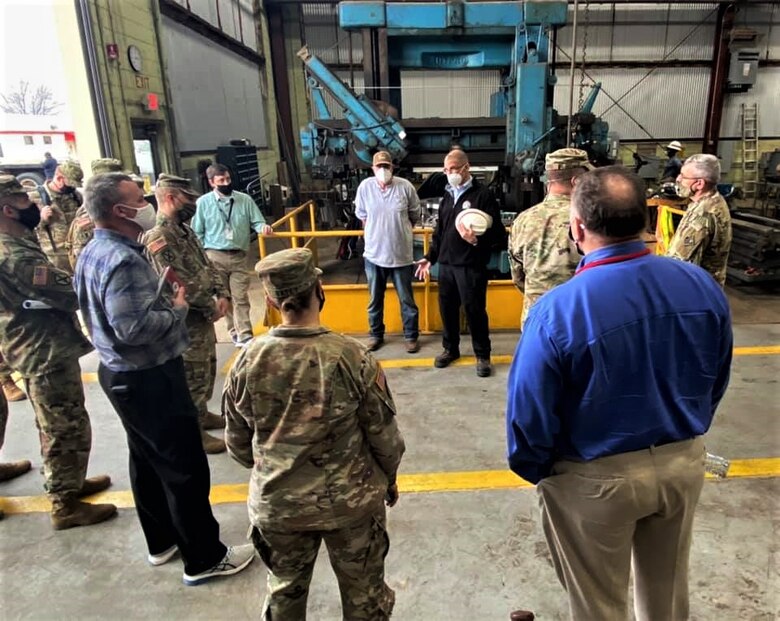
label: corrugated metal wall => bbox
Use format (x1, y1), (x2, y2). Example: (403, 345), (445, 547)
(300, 2), (780, 140)
(721, 67), (780, 138)
(400, 70), (501, 118)
(553, 67), (711, 140)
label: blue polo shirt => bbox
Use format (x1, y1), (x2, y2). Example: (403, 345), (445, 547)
(506, 240), (733, 484)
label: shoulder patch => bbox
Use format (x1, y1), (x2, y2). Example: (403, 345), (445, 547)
(76, 216), (92, 228)
(33, 265), (49, 286)
(148, 237), (168, 254)
(375, 364), (387, 393)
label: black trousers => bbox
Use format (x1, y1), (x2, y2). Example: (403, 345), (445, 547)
(98, 356), (226, 575)
(438, 263), (491, 359)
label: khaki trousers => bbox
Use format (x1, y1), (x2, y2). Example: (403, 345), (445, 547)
(538, 437), (705, 621)
(205, 249), (253, 340)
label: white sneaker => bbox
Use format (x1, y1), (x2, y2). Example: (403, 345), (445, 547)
(182, 544), (255, 586)
(148, 545), (178, 566)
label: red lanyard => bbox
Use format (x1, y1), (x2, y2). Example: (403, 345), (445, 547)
(575, 248), (651, 275)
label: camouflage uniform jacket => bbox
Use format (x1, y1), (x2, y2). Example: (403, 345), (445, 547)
(29, 183), (82, 272)
(667, 191), (732, 287)
(508, 194), (579, 327)
(142, 213), (230, 320)
(66, 205), (94, 271)
(0, 231), (93, 376)
(224, 326), (405, 531)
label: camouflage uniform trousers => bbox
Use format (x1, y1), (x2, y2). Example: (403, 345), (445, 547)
(252, 509), (395, 620)
(183, 313), (217, 420)
(22, 360), (91, 506)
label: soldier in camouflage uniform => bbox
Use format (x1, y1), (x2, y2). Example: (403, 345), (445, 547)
(667, 154), (732, 287)
(224, 248), (405, 620)
(509, 148), (591, 328)
(143, 174), (231, 454)
(0, 175), (116, 529)
(29, 160), (84, 273)
(66, 158), (124, 270)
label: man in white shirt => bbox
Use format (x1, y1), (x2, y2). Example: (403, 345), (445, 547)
(355, 152), (421, 353)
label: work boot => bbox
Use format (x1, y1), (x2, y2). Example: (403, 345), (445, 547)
(476, 358), (492, 377)
(202, 412), (226, 430)
(510, 611), (535, 621)
(1, 379), (25, 402)
(51, 499), (117, 530)
(404, 339), (420, 354)
(367, 337), (384, 352)
(434, 349), (460, 368)
(78, 475), (112, 497)
(0, 459), (32, 482)
(201, 429), (226, 454)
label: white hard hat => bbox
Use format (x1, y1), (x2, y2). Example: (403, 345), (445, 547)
(666, 140), (682, 151)
(455, 208), (493, 236)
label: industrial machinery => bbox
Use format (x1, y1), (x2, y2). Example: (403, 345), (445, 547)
(298, 0), (612, 210)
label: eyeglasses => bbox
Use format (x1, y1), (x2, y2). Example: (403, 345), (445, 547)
(677, 175), (701, 181)
(443, 164), (466, 174)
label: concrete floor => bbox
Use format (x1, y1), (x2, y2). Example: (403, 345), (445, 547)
(1, 246), (779, 619)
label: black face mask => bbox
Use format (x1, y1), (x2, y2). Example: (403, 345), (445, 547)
(179, 203), (197, 222)
(12, 204), (42, 230)
(568, 225), (584, 256)
(316, 285), (326, 311)
(216, 183), (233, 196)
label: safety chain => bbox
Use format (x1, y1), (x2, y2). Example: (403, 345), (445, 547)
(577, 0), (590, 112)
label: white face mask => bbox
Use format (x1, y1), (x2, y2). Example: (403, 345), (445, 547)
(374, 168), (392, 185)
(119, 202), (157, 231)
(447, 172), (463, 188)
(675, 182), (693, 199)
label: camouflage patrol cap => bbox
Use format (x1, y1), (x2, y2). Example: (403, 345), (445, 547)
(156, 173), (200, 198)
(91, 158), (123, 175)
(545, 148), (594, 173)
(58, 160), (84, 187)
(255, 248), (323, 300)
(0, 175), (27, 199)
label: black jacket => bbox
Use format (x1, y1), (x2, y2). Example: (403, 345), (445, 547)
(426, 179), (507, 267)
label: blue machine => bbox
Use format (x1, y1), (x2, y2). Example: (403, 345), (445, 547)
(299, 0), (612, 209)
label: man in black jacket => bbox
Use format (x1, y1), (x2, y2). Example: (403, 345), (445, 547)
(415, 149), (507, 377)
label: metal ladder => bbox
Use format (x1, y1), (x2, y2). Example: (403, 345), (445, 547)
(741, 103), (759, 198)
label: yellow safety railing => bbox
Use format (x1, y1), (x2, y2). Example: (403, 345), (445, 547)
(257, 200), (522, 334)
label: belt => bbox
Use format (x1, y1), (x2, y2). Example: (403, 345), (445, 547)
(208, 248), (243, 254)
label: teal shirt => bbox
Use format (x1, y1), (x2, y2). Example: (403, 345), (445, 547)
(192, 190), (267, 252)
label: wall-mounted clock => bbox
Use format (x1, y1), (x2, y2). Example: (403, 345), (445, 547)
(128, 45), (143, 73)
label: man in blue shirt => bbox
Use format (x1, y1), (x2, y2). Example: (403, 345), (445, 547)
(506, 166), (732, 621)
(74, 172), (255, 586)
(191, 163), (272, 347)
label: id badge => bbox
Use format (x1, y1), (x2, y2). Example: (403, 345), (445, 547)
(224, 226), (234, 241)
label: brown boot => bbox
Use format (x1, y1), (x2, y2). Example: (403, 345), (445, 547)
(201, 429), (226, 454)
(1, 379), (25, 402)
(51, 499), (117, 530)
(78, 475), (112, 497)
(202, 412), (226, 430)
(0, 459), (32, 482)
(510, 611), (535, 621)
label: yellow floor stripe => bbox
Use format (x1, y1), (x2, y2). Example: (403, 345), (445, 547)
(2, 457), (778, 516)
(11, 344), (774, 386)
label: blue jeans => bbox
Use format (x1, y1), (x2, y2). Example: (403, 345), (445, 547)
(364, 260), (419, 340)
